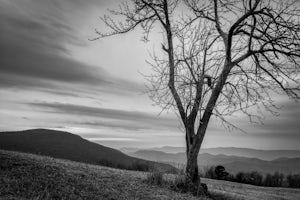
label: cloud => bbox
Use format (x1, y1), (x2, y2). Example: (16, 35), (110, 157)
(0, 3), (108, 86)
(87, 137), (138, 141)
(78, 121), (148, 131)
(0, 47), (108, 85)
(28, 102), (153, 120)
(0, 73), (56, 90)
(251, 100), (300, 136)
(0, 0), (145, 96)
(26, 102), (179, 131)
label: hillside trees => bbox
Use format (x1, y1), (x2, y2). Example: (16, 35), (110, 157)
(215, 165), (229, 180)
(93, 0), (300, 191)
(287, 174), (300, 188)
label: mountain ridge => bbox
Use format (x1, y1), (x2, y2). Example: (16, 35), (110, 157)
(121, 146), (300, 160)
(130, 149), (300, 175)
(0, 129), (175, 172)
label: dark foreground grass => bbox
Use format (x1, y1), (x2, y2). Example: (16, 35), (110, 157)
(0, 150), (206, 200)
(145, 171), (237, 200)
(145, 171), (300, 200)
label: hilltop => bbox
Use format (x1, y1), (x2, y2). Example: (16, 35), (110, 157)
(0, 129), (174, 172)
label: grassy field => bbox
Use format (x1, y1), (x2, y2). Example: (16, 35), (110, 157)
(202, 178), (300, 200)
(1, 150), (300, 200)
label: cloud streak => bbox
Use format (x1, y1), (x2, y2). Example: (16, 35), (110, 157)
(27, 102), (179, 131)
(1, 0), (299, 150)
(0, 2), (107, 86)
(0, 0), (144, 96)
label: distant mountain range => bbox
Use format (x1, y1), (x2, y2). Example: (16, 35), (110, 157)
(121, 146), (300, 161)
(2, 129), (299, 175)
(129, 150), (300, 175)
(0, 129), (174, 172)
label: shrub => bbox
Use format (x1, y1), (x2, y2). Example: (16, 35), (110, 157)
(215, 165), (229, 180)
(203, 166), (217, 179)
(145, 171), (208, 197)
(130, 161), (152, 172)
(263, 172), (284, 187)
(287, 174), (300, 188)
(235, 171), (263, 185)
(235, 172), (246, 183)
(202, 166), (229, 180)
(249, 171), (263, 186)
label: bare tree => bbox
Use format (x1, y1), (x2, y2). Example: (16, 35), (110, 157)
(181, 0), (300, 181)
(92, 0), (300, 190)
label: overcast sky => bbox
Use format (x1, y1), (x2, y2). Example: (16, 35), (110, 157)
(0, 0), (299, 150)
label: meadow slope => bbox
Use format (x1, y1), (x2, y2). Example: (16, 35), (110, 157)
(1, 150), (300, 200)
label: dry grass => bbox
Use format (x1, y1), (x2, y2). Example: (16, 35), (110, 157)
(155, 171), (300, 200)
(0, 150), (205, 200)
(1, 150), (299, 200)
(202, 177), (300, 200)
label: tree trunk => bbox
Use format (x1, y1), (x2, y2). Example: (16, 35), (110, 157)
(185, 142), (208, 196)
(186, 144), (200, 183)
(185, 125), (201, 183)
(186, 152), (199, 182)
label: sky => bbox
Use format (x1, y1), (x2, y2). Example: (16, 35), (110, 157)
(0, 0), (299, 150)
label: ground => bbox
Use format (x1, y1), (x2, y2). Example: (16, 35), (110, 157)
(0, 150), (299, 200)
(203, 178), (300, 200)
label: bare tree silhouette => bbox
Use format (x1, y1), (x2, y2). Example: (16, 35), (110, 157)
(92, 0), (300, 192)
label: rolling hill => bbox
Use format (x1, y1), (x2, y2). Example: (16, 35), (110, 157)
(0, 150), (203, 200)
(130, 150), (300, 175)
(0, 129), (174, 172)
(1, 150), (300, 200)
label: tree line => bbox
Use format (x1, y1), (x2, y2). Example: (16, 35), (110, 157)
(202, 165), (300, 188)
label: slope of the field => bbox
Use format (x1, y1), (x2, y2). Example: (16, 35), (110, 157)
(0, 150), (206, 200)
(0, 129), (174, 172)
(1, 150), (300, 200)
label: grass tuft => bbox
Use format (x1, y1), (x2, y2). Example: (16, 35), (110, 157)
(145, 171), (209, 198)
(145, 171), (165, 186)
